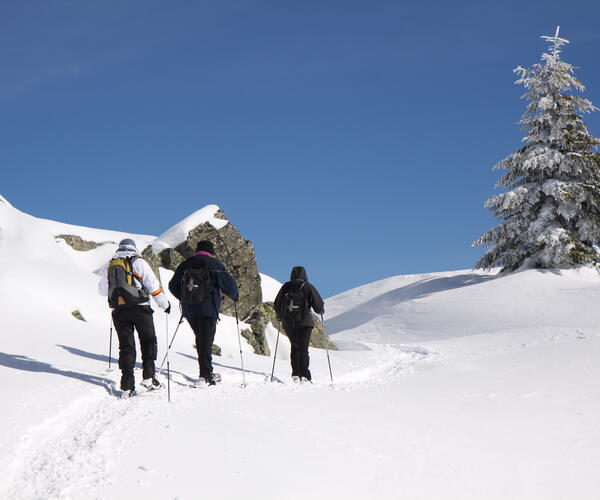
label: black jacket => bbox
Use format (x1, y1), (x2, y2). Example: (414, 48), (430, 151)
(274, 266), (325, 329)
(168, 253), (239, 319)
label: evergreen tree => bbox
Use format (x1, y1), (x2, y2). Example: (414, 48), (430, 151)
(474, 28), (600, 272)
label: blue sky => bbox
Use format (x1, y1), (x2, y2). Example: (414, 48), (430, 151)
(2, 0), (600, 297)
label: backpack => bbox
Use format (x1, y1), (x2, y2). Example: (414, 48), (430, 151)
(281, 281), (307, 323)
(180, 259), (213, 304)
(107, 256), (149, 308)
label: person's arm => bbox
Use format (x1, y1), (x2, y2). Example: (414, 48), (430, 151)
(214, 260), (239, 301)
(168, 262), (185, 300)
(273, 284), (286, 321)
(136, 259), (169, 310)
(308, 283), (325, 316)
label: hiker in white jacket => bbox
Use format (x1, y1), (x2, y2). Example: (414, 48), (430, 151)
(98, 238), (170, 395)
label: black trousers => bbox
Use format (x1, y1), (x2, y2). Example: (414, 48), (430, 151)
(286, 326), (312, 380)
(112, 305), (158, 390)
(186, 315), (217, 380)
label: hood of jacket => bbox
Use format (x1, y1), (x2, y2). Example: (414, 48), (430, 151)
(113, 248), (140, 259)
(290, 266), (308, 282)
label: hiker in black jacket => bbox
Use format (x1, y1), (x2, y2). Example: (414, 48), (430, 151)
(274, 266), (324, 382)
(168, 240), (238, 385)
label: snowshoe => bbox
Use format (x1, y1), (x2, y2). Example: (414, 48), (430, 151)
(119, 389), (136, 398)
(140, 377), (162, 390)
(193, 372), (221, 388)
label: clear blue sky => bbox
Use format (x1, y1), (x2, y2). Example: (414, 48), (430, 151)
(2, 1), (600, 297)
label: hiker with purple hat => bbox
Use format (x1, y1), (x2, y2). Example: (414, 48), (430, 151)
(168, 240), (238, 386)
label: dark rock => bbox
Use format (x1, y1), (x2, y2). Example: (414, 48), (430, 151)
(191, 343), (222, 357)
(57, 235), (111, 251)
(142, 245), (186, 287)
(241, 328), (266, 356)
(310, 314), (336, 350)
(159, 248), (184, 271)
(242, 302), (335, 355)
(141, 245), (162, 282)
(246, 303), (276, 355)
(162, 209), (262, 320)
(71, 310), (86, 322)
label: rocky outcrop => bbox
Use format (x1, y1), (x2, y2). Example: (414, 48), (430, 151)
(309, 314), (336, 350)
(241, 303), (275, 356)
(56, 235), (111, 251)
(142, 209), (262, 321)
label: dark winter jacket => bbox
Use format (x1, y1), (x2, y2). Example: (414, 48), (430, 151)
(274, 266), (325, 330)
(168, 252), (239, 319)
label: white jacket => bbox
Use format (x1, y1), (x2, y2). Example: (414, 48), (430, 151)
(98, 249), (169, 310)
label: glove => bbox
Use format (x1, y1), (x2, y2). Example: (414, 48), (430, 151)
(164, 302), (171, 314)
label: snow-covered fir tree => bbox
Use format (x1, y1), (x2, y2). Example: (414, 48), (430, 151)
(474, 28), (600, 272)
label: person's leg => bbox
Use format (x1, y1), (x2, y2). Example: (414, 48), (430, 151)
(186, 315), (217, 382)
(186, 316), (203, 376)
(112, 309), (136, 391)
(197, 316), (217, 382)
(287, 329), (300, 378)
(132, 306), (158, 380)
(297, 327), (312, 381)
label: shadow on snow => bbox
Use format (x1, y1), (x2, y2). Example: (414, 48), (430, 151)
(325, 272), (497, 335)
(0, 351), (118, 395)
(57, 344), (115, 364)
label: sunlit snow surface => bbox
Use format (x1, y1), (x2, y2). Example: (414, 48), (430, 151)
(1, 198), (600, 500)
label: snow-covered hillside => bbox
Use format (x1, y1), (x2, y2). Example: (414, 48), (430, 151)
(1, 198), (600, 499)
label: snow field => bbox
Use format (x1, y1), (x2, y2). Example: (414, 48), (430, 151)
(2, 199), (600, 499)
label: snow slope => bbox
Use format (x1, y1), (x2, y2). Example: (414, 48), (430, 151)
(2, 199), (600, 499)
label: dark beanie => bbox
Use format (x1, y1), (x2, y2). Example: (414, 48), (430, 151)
(196, 240), (215, 255)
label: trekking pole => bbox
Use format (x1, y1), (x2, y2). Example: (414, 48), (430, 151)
(108, 319), (114, 372)
(321, 314), (334, 384)
(158, 313), (185, 372)
(234, 301), (247, 387)
(270, 322), (282, 382)
(165, 312), (171, 403)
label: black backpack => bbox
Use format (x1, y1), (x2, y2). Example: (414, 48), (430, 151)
(281, 281), (307, 323)
(107, 256), (149, 308)
(180, 259), (213, 304)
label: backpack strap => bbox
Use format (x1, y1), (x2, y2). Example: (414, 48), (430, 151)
(126, 256), (144, 287)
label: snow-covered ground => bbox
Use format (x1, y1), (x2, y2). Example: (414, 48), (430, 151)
(1, 198), (600, 499)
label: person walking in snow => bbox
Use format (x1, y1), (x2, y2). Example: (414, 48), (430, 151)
(168, 240), (238, 386)
(274, 266), (324, 383)
(98, 238), (171, 395)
